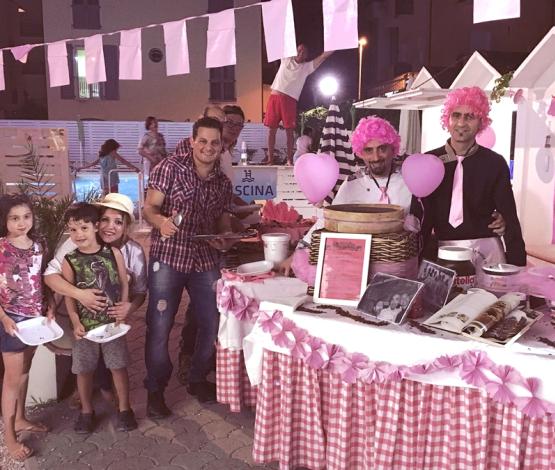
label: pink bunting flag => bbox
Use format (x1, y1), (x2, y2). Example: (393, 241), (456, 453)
(84, 34), (106, 84)
(119, 28), (142, 80)
(261, 0), (297, 61)
(323, 0), (358, 52)
(473, 0), (520, 24)
(11, 44), (35, 63)
(0, 51), (5, 91)
(206, 9), (236, 68)
(47, 41), (70, 87)
(163, 19), (190, 76)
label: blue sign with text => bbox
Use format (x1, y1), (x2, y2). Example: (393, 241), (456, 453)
(231, 167), (277, 203)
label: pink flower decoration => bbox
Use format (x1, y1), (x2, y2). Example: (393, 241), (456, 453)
(492, 364), (523, 385)
(460, 350), (493, 387)
(328, 345), (348, 375)
(514, 379), (555, 418)
(305, 338), (332, 370)
(290, 328), (312, 360)
(485, 365), (521, 405)
(387, 366), (407, 382)
(432, 354), (462, 370)
(258, 310), (284, 335)
(359, 361), (393, 384)
(272, 318), (297, 349)
(218, 285), (248, 315)
(332, 352), (368, 384)
(408, 363), (432, 375)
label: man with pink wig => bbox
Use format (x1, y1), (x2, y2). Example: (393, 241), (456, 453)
(419, 86), (526, 266)
(279, 115), (412, 275)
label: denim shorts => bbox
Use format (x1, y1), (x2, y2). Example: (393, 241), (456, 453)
(0, 313), (31, 353)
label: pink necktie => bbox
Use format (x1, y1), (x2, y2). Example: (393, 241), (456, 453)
(378, 187), (390, 204)
(448, 155), (464, 228)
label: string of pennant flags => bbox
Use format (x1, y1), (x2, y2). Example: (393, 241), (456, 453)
(0, 0), (359, 92)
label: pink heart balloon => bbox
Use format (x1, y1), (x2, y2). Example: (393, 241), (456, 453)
(476, 126), (496, 149)
(294, 152), (339, 204)
(401, 153), (445, 198)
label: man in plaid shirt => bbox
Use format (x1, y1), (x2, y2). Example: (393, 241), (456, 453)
(142, 116), (233, 417)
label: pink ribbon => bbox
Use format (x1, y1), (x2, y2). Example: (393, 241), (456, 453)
(272, 318), (297, 349)
(217, 284), (259, 321)
(258, 310), (284, 335)
(514, 378), (555, 418)
(289, 327), (312, 360)
(378, 187), (390, 204)
(485, 365), (521, 405)
(432, 354), (462, 371)
(331, 352), (369, 384)
(305, 338), (333, 370)
(359, 361), (394, 384)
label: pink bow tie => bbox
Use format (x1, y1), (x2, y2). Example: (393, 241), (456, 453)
(448, 155), (464, 228)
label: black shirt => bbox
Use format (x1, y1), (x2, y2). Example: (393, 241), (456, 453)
(414, 142), (526, 266)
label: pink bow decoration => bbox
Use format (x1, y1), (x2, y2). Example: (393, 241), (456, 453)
(514, 378), (555, 418)
(432, 354), (462, 371)
(331, 353), (368, 384)
(217, 284), (255, 320)
(460, 350), (493, 387)
(258, 310), (284, 335)
(272, 318), (297, 349)
(290, 328), (312, 360)
(359, 361), (393, 384)
(328, 345), (348, 375)
(305, 338), (333, 370)
(387, 366), (408, 382)
(485, 365), (521, 404)
(409, 363), (433, 375)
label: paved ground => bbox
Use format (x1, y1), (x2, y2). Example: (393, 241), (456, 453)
(0, 232), (278, 470)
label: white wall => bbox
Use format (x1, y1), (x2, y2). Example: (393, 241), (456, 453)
(512, 86), (555, 245)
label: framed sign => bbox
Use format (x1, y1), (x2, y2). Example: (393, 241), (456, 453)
(313, 233), (372, 307)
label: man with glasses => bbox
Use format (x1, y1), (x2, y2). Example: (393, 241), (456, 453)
(418, 86), (525, 267)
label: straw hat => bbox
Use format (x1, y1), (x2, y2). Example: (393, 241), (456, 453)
(95, 193), (135, 223)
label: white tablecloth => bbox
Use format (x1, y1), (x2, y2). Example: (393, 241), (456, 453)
(217, 277), (555, 401)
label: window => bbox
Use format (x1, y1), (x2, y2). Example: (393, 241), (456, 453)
(61, 45), (119, 101)
(72, 0), (101, 29)
(207, 0), (234, 13)
(395, 0), (414, 16)
(209, 66), (236, 101)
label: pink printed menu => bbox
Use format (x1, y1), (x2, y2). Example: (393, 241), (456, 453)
(319, 238), (366, 300)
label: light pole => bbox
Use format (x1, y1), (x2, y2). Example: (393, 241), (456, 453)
(358, 37), (367, 101)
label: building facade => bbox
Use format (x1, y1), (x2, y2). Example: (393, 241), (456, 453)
(41, 0), (263, 122)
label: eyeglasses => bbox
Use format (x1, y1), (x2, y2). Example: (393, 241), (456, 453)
(225, 120), (244, 129)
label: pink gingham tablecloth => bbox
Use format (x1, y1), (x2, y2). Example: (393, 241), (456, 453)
(253, 350), (555, 470)
(216, 345), (257, 412)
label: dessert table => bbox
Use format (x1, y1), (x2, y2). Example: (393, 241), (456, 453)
(216, 276), (555, 470)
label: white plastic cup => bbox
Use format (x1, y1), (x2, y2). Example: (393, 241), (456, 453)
(261, 233), (291, 267)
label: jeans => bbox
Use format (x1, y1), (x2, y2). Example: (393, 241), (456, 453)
(144, 258), (220, 392)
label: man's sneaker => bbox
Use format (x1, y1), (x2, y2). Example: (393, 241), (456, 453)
(146, 391), (171, 418)
(187, 381), (217, 403)
(116, 409), (138, 432)
(74, 412), (95, 434)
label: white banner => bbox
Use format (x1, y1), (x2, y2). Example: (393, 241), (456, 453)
(0, 51), (4, 91)
(473, 0), (520, 23)
(323, 0), (358, 52)
(262, 0), (297, 61)
(47, 41), (70, 87)
(206, 9), (236, 68)
(84, 34), (106, 84)
(119, 28), (142, 80)
(163, 19), (190, 76)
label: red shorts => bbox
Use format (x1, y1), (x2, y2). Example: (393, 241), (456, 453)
(264, 93), (297, 129)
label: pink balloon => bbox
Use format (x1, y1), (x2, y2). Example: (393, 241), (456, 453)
(294, 152), (339, 204)
(476, 126), (496, 149)
(401, 153), (445, 198)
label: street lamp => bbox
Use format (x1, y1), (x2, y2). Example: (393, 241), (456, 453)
(319, 76), (339, 98)
(358, 37), (367, 101)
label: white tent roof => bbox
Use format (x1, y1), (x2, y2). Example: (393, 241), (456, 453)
(354, 67), (448, 110)
(511, 26), (555, 89)
(450, 51), (500, 90)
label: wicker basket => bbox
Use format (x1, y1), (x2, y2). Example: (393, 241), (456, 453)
(309, 229), (419, 265)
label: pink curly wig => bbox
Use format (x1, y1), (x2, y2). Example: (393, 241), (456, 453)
(441, 86), (492, 132)
(351, 116), (401, 156)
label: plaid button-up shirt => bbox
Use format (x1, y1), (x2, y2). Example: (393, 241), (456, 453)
(148, 151), (233, 273)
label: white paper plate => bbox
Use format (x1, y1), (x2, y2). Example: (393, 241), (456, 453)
(14, 317), (64, 346)
(236, 260), (274, 276)
(84, 323), (131, 343)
